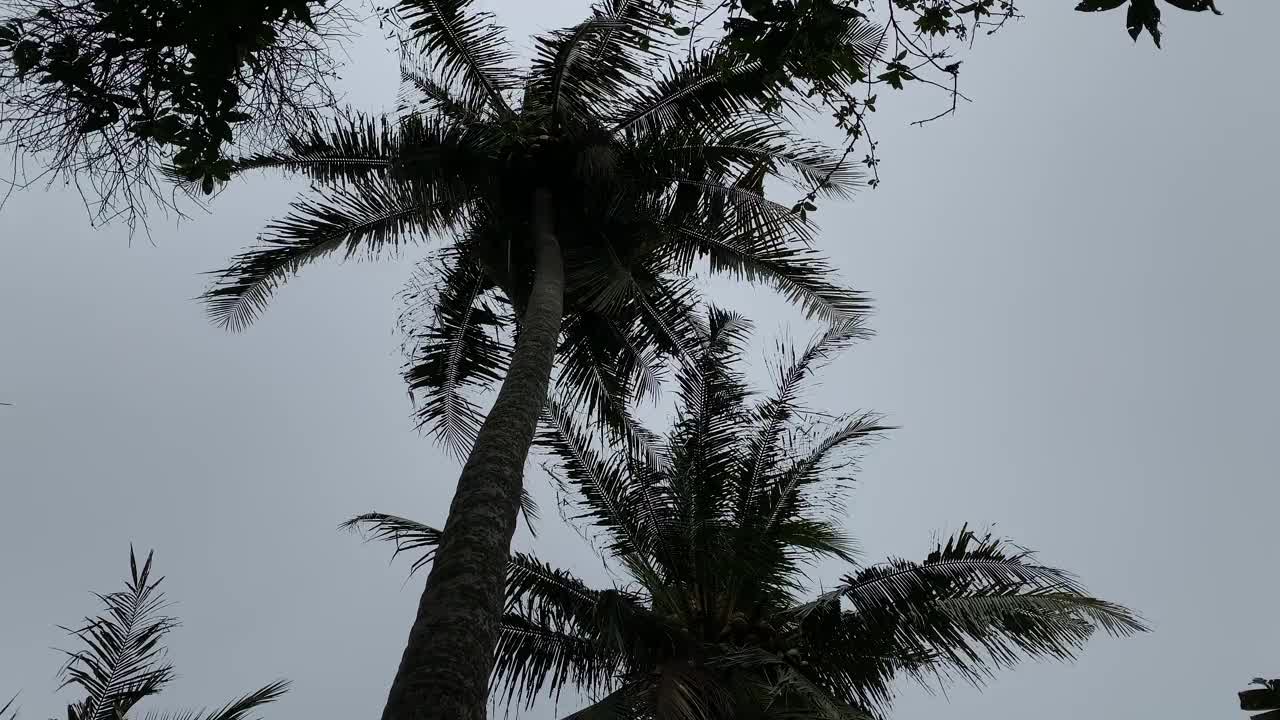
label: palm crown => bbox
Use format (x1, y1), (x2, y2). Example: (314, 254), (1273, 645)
(348, 307), (1147, 720)
(203, 0), (875, 453)
(198, 4), (885, 718)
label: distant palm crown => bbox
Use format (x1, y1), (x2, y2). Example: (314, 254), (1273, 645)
(201, 0), (875, 452)
(348, 308), (1147, 720)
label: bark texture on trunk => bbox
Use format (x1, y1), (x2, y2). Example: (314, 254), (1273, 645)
(381, 189), (564, 720)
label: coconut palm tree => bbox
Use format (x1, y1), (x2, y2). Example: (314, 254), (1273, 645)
(198, 2), (879, 718)
(2, 549), (286, 720)
(346, 307), (1147, 720)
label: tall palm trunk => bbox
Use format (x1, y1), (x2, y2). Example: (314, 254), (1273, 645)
(381, 189), (565, 720)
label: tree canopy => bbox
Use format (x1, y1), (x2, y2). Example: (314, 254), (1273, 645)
(0, 0), (1224, 228)
(348, 308), (1146, 720)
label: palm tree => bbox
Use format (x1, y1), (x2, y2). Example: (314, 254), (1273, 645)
(198, 2), (878, 718)
(3, 549), (286, 720)
(347, 307), (1147, 720)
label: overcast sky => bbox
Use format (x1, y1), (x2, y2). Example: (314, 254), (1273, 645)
(2, 3), (1277, 720)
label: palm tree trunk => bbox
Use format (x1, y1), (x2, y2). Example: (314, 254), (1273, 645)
(381, 189), (565, 720)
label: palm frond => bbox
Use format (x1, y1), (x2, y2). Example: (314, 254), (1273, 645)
(561, 683), (648, 720)
(402, 248), (511, 458)
(226, 114), (400, 184)
(204, 175), (454, 331)
(664, 223), (869, 323)
(341, 512), (444, 576)
(556, 314), (645, 429)
(740, 321), (869, 523)
(670, 176), (819, 245)
(709, 648), (872, 720)
(674, 121), (863, 199)
(611, 48), (773, 137)
(651, 660), (738, 720)
(833, 529), (1147, 685)
(532, 19), (627, 127)
(58, 549), (177, 720)
(531, 0), (668, 128)
(342, 495), (543, 574)
(839, 18), (890, 73)
(493, 613), (619, 708)
(203, 681), (290, 720)
(625, 275), (703, 372)
(396, 0), (517, 115)
(138, 682), (290, 720)
(934, 593), (1147, 643)
(540, 397), (664, 567)
(668, 306), (752, 485)
(506, 552), (603, 628)
(770, 519), (859, 565)
(398, 62), (490, 125)
(550, 311), (672, 469)
(2, 694), (18, 720)
(760, 413), (886, 532)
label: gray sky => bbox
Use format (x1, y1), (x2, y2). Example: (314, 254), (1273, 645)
(2, 3), (1277, 720)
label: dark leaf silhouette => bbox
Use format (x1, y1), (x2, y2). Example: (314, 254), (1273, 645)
(349, 311), (1145, 719)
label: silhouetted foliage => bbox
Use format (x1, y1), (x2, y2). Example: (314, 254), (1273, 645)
(348, 308), (1147, 720)
(227, 5), (869, 718)
(204, 17), (866, 454)
(2, 548), (288, 720)
(0, 0), (350, 227)
(696, 0), (1220, 195)
(0, 0), (1223, 228)
(1075, 0), (1221, 47)
(1242, 678), (1280, 719)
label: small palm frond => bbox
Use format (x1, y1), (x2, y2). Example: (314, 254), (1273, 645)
(562, 682), (648, 720)
(402, 250), (511, 458)
(709, 647), (871, 720)
(675, 121), (862, 199)
(834, 528), (1147, 685)
(658, 307), (755, 578)
(838, 18), (890, 73)
(204, 175), (453, 331)
(341, 513), (444, 576)
(651, 660), (738, 720)
(934, 593), (1147, 646)
(532, 18), (628, 126)
(398, 61), (489, 125)
(626, 275), (704, 371)
(761, 412), (886, 532)
(493, 613), (619, 708)
(58, 549), (177, 720)
(611, 48), (772, 137)
(550, 310), (672, 470)
(227, 114), (400, 184)
(506, 552), (602, 628)
(343, 495), (544, 575)
(665, 223), (869, 323)
(396, 0), (517, 115)
(2, 694), (18, 720)
(770, 519), (859, 565)
(669, 305), (752, 448)
(137, 681), (290, 720)
(671, 177), (818, 244)
(202, 681), (290, 720)
(531, 0), (667, 127)
(740, 321), (869, 522)
(555, 314), (647, 433)
(763, 667), (873, 720)
(540, 397), (663, 566)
